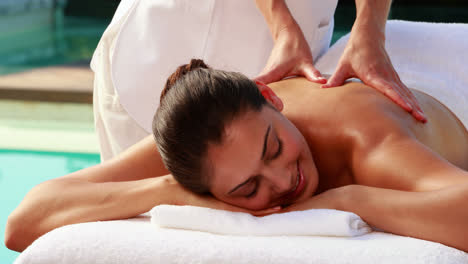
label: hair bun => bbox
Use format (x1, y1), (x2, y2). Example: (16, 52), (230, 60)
(161, 59), (209, 103)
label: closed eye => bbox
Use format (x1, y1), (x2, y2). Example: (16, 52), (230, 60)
(244, 133), (283, 199)
(271, 137), (283, 160)
(246, 138), (282, 199)
(246, 187), (257, 198)
(246, 178), (259, 198)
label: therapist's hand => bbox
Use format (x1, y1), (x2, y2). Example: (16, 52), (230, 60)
(322, 26), (427, 123)
(255, 24), (327, 85)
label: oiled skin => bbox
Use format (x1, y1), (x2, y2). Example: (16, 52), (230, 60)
(269, 77), (468, 193)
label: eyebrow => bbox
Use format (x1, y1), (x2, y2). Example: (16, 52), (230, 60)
(228, 124), (271, 195)
(261, 124), (271, 161)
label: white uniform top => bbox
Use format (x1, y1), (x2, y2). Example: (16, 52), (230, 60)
(91, 0), (338, 160)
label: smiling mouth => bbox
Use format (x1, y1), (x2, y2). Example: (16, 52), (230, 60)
(281, 160), (305, 205)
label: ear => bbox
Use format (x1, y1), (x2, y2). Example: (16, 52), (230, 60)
(255, 81), (284, 112)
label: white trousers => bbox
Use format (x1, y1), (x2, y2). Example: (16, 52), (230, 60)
(91, 0), (338, 161)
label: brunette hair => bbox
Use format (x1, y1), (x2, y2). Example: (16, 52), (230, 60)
(152, 59), (267, 193)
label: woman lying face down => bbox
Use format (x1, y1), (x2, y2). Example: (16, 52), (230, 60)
(6, 58), (468, 253)
(154, 59), (468, 252)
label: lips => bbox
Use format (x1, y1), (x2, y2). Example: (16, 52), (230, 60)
(282, 160), (306, 204)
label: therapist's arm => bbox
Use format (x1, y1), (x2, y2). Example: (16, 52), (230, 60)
(254, 0), (295, 40)
(254, 0), (326, 84)
(323, 0), (427, 123)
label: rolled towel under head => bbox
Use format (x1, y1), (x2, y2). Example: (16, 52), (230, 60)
(150, 205), (371, 237)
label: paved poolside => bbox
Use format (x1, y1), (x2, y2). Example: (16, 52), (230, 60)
(0, 64), (93, 103)
(0, 65), (98, 154)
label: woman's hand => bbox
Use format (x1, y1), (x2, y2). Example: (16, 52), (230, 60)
(186, 192), (281, 216)
(255, 24), (327, 85)
(280, 186), (348, 213)
(322, 25), (427, 123)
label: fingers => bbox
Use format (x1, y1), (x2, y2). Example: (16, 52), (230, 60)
(384, 65), (427, 122)
(251, 206), (282, 217)
(374, 78), (412, 111)
(394, 80), (427, 123)
(301, 64), (327, 84)
(256, 63), (327, 85)
(321, 64), (349, 88)
(254, 66), (285, 85)
(371, 78), (427, 123)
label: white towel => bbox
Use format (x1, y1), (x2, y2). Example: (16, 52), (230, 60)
(150, 205), (371, 237)
(315, 20), (468, 129)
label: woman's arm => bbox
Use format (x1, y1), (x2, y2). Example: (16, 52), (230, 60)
(342, 183), (468, 252)
(4, 135), (278, 251)
(5, 175), (177, 252)
(286, 133), (468, 252)
(4, 135), (171, 251)
(348, 136), (468, 252)
(67, 134), (169, 183)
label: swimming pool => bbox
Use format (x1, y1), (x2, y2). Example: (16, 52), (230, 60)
(0, 98), (100, 262)
(0, 10), (109, 76)
(0, 149), (100, 262)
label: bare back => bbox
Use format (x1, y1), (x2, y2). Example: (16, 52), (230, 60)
(269, 78), (468, 192)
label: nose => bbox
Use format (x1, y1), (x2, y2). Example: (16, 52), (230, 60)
(263, 166), (292, 195)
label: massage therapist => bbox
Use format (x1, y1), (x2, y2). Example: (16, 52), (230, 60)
(91, 0), (426, 162)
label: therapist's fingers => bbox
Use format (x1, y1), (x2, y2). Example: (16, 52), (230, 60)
(373, 78), (412, 111)
(301, 63), (327, 84)
(369, 77), (427, 122)
(394, 80), (427, 122)
(384, 65), (427, 122)
(255, 63), (326, 85)
(321, 63), (350, 88)
(254, 66), (285, 85)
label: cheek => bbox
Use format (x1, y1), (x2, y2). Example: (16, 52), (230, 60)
(282, 127), (305, 159)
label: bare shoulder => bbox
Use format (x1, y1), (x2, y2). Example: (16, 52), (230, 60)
(351, 132), (468, 192)
(342, 86), (468, 190)
(270, 78), (468, 190)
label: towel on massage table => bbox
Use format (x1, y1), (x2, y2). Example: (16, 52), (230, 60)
(150, 205), (371, 237)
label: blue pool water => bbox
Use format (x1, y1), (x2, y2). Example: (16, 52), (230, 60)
(0, 149), (100, 263)
(0, 13), (109, 75)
